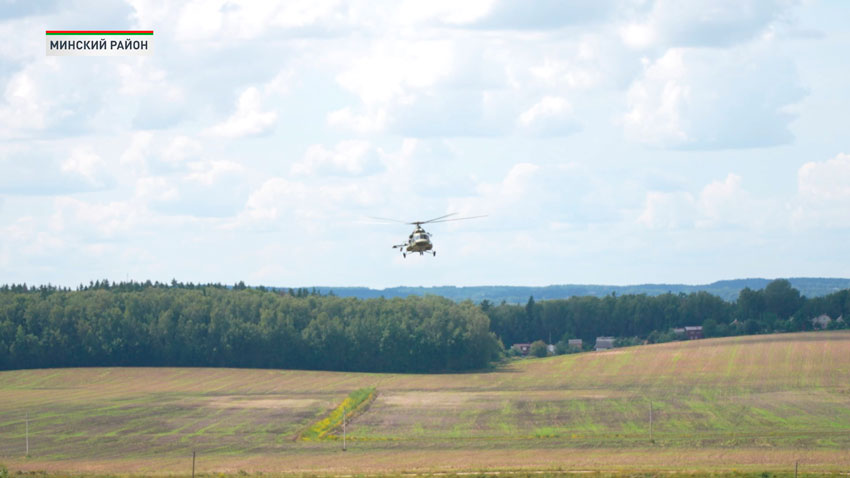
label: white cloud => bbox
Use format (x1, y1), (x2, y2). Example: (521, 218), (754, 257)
(238, 176), (378, 229)
(52, 197), (142, 240)
(0, 141), (118, 196)
(637, 190), (696, 229)
(396, 0), (493, 26)
(0, 56), (122, 139)
(638, 173), (779, 230)
(376, 138), (475, 199)
(623, 45), (805, 149)
(330, 37), (523, 137)
(1, 216), (65, 260)
(115, 60), (187, 129)
(327, 12), (628, 138)
(135, 176), (179, 202)
(128, 0), (173, 30)
(120, 132), (154, 174)
(174, 0), (228, 42)
(270, 0), (344, 29)
(793, 153), (850, 228)
(516, 96), (579, 136)
(207, 86), (277, 138)
(236, 139), (484, 231)
(335, 39), (455, 106)
(116, 131), (251, 218)
(448, 162), (546, 227)
(696, 173), (778, 228)
(482, 162), (540, 199)
(186, 160), (245, 186)
(117, 62), (172, 97)
(0, 65), (49, 138)
(697, 174), (746, 225)
(798, 153), (850, 202)
(241, 177), (307, 222)
(175, 0), (345, 43)
(120, 132), (205, 178)
(162, 136), (202, 163)
(468, 0), (619, 30)
(61, 148), (106, 186)
(620, 0), (798, 50)
(0, 16), (45, 63)
(327, 107), (387, 133)
(264, 70), (293, 96)
(620, 23), (656, 50)
(529, 55), (600, 90)
(291, 140), (381, 176)
(133, 161), (249, 218)
(518, 96), (570, 125)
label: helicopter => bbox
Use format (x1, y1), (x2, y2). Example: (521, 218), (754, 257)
(370, 213), (486, 257)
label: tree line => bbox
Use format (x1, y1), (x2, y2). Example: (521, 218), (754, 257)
(0, 283), (500, 372)
(484, 279), (850, 351)
(1, 279), (848, 372)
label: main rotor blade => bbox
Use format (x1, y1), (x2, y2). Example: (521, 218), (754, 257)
(419, 213), (458, 224)
(426, 214), (488, 224)
(367, 216), (412, 224)
(368, 213), (485, 225)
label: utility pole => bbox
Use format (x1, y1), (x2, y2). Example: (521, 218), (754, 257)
(192, 450), (196, 478)
(26, 411), (29, 456)
(342, 406), (347, 451)
(649, 401), (653, 442)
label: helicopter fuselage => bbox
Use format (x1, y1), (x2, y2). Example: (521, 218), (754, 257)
(393, 227), (435, 256)
(405, 227), (433, 252)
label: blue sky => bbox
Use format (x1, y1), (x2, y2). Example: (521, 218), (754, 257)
(1, 0), (848, 288)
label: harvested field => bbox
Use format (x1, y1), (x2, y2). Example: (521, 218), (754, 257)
(1, 331), (850, 474)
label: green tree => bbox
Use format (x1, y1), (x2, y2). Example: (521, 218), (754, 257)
(530, 340), (548, 358)
(737, 287), (765, 321)
(763, 279), (803, 320)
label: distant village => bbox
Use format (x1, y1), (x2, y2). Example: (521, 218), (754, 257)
(510, 313), (844, 357)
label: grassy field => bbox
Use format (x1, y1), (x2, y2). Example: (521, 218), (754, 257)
(1, 331), (850, 475)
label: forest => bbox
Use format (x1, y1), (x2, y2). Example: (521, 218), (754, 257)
(0, 279), (848, 372)
(484, 279), (850, 351)
(0, 281), (500, 373)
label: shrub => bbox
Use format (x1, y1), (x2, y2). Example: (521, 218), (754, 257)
(530, 340), (548, 358)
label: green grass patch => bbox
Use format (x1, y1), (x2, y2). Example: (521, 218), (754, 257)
(298, 387), (377, 441)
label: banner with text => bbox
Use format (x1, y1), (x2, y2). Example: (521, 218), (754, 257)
(46, 30), (153, 56)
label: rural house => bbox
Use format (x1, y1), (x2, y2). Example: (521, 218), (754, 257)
(595, 336), (615, 351)
(812, 314), (832, 329)
(511, 343), (532, 355)
(685, 326), (704, 340)
(568, 338), (583, 350)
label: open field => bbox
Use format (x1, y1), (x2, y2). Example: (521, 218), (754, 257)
(2, 331), (850, 474)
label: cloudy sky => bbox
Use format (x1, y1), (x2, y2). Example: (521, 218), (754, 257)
(1, 0), (848, 289)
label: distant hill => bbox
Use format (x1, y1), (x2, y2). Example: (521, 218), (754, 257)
(303, 277), (850, 303)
